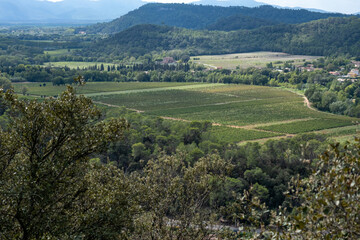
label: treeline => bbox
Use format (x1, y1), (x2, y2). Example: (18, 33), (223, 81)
(305, 81), (360, 117)
(83, 17), (360, 60)
(0, 62), (328, 86)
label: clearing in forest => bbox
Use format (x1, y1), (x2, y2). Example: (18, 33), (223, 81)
(191, 52), (320, 69)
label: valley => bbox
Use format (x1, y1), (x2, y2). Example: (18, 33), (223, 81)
(13, 81), (359, 144)
(1, 2), (360, 239)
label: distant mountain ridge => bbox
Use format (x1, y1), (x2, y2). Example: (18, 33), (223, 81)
(82, 17), (360, 58)
(0, 0), (355, 25)
(194, 0), (263, 7)
(82, 3), (350, 34)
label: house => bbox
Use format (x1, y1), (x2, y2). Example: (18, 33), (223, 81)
(299, 66), (315, 72)
(347, 69), (359, 78)
(329, 71), (340, 76)
(161, 57), (176, 65)
(352, 61), (360, 68)
(351, 69), (359, 75)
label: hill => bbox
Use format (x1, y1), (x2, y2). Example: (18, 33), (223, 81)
(82, 17), (360, 58)
(82, 3), (349, 34)
(195, 0), (263, 7)
(206, 14), (276, 30)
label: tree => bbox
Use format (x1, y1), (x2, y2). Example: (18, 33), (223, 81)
(52, 76), (65, 86)
(21, 86), (28, 96)
(0, 76), (12, 91)
(271, 139), (360, 239)
(0, 86), (138, 239)
(132, 153), (231, 240)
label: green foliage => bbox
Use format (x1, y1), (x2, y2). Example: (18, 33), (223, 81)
(0, 76), (12, 91)
(207, 14), (276, 31)
(0, 86), (136, 239)
(271, 139), (360, 239)
(133, 153), (231, 239)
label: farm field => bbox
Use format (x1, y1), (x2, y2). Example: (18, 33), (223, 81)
(44, 49), (76, 56)
(257, 118), (355, 134)
(13, 82), (202, 97)
(12, 82), (358, 143)
(191, 51), (320, 69)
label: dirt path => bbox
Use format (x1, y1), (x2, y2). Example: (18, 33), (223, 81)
(303, 96), (318, 111)
(160, 116), (310, 136)
(237, 134), (296, 145)
(93, 101), (144, 113)
(160, 116), (191, 122)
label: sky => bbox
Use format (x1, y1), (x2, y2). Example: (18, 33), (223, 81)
(257, 0), (360, 14)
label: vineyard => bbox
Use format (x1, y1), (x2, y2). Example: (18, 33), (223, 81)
(13, 82), (359, 143)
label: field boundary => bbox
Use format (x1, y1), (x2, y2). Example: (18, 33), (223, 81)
(84, 83), (222, 97)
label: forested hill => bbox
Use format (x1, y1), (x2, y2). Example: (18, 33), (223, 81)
(83, 17), (360, 59)
(81, 3), (349, 34)
(206, 14), (276, 31)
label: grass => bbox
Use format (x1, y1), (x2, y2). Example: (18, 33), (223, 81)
(315, 125), (360, 137)
(191, 52), (320, 69)
(257, 118), (355, 134)
(85, 83), (220, 97)
(209, 126), (281, 143)
(13, 82), (203, 97)
(330, 135), (358, 144)
(44, 49), (75, 56)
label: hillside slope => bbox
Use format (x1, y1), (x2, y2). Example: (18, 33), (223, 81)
(81, 17), (360, 58)
(82, 3), (349, 34)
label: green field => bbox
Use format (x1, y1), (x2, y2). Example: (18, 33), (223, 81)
(208, 126), (281, 143)
(13, 82), (201, 97)
(257, 118), (356, 134)
(44, 49), (76, 56)
(191, 52), (320, 69)
(13, 82), (358, 143)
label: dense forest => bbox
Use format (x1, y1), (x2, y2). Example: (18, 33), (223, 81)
(82, 17), (360, 60)
(82, 3), (350, 34)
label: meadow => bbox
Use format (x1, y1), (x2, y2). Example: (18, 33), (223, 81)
(44, 49), (76, 56)
(191, 52), (320, 69)
(13, 81), (358, 143)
